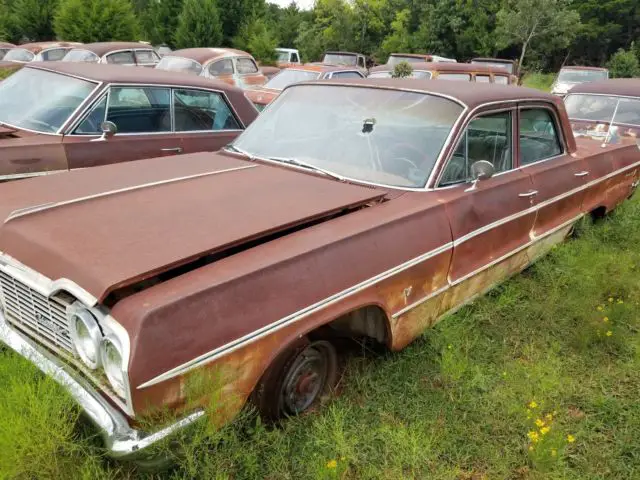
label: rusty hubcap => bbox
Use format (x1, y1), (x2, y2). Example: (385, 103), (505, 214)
(281, 345), (329, 415)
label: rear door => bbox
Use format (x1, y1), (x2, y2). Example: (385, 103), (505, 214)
(517, 105), (588, 237)
(63, 85), (182, 169)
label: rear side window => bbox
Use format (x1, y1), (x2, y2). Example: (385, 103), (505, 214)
(519, 108), (563, 165)
(173, 89), (241, 131)
(475, 75), (491, 83)
(291, 52), (299, 63)
(106, 87), (171, 133)
(106, 51), (135, 65)
(332, 71), (364, 79)
(40, 48), (68, 61)
(437, 73), (471, 81)
(494, 75), (509, 85)
(135, 50), (159, 65)
(209, 59), (234, 76)
(237, 58), (258, 74)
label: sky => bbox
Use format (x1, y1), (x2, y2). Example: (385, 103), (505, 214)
(268, 0), (314, 9)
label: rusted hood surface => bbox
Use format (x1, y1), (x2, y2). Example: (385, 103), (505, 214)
(244, 87), (279, 105)
(0, 152), (384, 302)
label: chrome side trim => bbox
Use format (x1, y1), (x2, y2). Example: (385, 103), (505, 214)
(136, 241), (455, 389)
(0, 309), (204, 460)
(0, 170), (66, 181)
(4, 165), (258, 224)
(138, 157), (640, 389)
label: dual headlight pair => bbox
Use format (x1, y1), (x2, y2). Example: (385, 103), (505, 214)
(68, 306), (126, 399)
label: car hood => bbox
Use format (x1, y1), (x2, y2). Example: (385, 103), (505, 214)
(0, 152), (385, 303)
(244, 87), (280, 105)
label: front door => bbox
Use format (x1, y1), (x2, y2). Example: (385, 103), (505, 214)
(63, 86), (182, 169)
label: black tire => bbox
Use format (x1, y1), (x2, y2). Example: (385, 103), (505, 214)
(251, 337), (338, 422)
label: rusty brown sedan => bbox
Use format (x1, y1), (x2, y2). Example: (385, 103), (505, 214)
(0, 79), (638, 465)
(0, 62), (258, 181)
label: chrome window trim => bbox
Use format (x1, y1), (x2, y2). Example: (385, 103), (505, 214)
(58, 81), (106, 134)
(517, 103), (567, 167)
(138, 157), (640, 389)
(102, 49), (136, 66)
(205, 58), (235, 78)
(66, 90), (109, 135)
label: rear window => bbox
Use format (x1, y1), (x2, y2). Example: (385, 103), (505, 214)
(565, 94), (640, 126)
(63, 49), (100, 63)
(437, 73), (471, 81)
(156, 56), (203, 75)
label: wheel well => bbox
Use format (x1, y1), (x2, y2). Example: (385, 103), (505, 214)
(318, 305), (390, 346)
(590, 206), (607, 221)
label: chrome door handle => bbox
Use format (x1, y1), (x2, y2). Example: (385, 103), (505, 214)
(518, 190), (538, 198)
(161, 147), (183, 153)
(574, 171), (590, 177)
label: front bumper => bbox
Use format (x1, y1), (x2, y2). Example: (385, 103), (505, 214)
(0, 309), (204, 461)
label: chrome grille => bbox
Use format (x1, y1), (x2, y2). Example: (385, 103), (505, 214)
(0, 270), (74, 354)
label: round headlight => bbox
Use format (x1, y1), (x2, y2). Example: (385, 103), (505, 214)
(100, 336), (126, 398)
(68, 306), (102, 369)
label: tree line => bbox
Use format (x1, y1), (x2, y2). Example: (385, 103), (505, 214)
(0, 0), (639, 75)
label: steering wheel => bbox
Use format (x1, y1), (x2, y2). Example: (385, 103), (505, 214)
(29, 118), (57, 133)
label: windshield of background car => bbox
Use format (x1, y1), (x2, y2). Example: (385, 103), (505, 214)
(368, 70), (432, 79)
(264, 69), (320, 89)
(322, 54), (357, 66)
(277, 51), (290, 62)
(565, 94), (640, 126)
(0, 68), (96, 133)
(156, 56), (203, 75)
(387, 55), (425, 66)
(233, 85), (463, 188)
(471, 60), (513, 74)
(0, 48), (10, 60)
(3, 48), (34, 62)
(63, 49), (100, 62)
(558, 69), (608, 83)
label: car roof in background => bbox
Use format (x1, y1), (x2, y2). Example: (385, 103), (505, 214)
(291, 77), (558, 108)
(568, 78), (640, 97)
(560, 66), (609, 71)
(292, 64), (364, 73)
(168, 48), (253, 64)
(70, 42), (156, 56)
(369, 62), (509, 74)
(0, 42), (15, 49)
(15, 41), (81, 53)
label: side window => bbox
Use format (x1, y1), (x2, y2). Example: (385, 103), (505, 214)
(291, 52), (299, 63)
(135, 50), (159, 65)
(332, 71), (364, 79)
(437, 73), (471, 81)
(519, 108), (563, 165)
(208, 59), (234, 76)
(74, 95), (107, 134)
(106, 51), (135, 65)
(494, 75), (509, 85)
(236, 58), (259, 74)
(440, 111), (512, 186)
(42, 48), (68, 61)
(106, 87), (171, 133)
(357, 56), (365, 68)
(475, 74), (491, 83)
(173, 89), (241, 131)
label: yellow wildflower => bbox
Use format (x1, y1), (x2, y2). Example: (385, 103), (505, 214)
(540, 426), (550, 435)
(603, 317), (609, 323)
(327, 460), (337, 469)
(528, 445), (534, 452)
(551, 449), (557, 457)
(609, 297), (614, 303)
(617, 299), (624, 304)
(597, 305), (604, 311)
(528, 401), (538, 409)
(528, 431), (540, 443)
(340, 456), (346, 461)
(567, 434), (576, 443)
(447, 344), (452, 350)
(545, 413), (553, 421)
(535, 419), (545, 428)
(606, 331), (613, 337)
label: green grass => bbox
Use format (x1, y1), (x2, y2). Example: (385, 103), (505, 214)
(1, 194), (640, 479)
(522, 72), (556, 92)
(0, 67), (18, 81)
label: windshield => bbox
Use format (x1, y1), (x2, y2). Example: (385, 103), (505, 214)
(156, 56), (203, 75)
(63, 49), (100, 63)
(322, 53), (357, 66)
(565, 94), (640, 126)
(368, 71), (432, 79)
(0, 68), (96, 133)
(471, 60), (513, 74)
(558, 69), (608, 84)
(233, 85), (463, 188)
(276, 51), (290, 62)
(3, 48), (35, 62)
(0, 48), (10, 60)
(264, 69), (320, 90)
(387, 55), (425, 66)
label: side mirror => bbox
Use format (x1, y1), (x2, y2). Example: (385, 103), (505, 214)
(465, 160), (495, 191)
(92, 121), (117, 142)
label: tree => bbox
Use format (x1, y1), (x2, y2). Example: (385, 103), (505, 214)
(0, 0), (11, 41)
(607, 48), (640, 78)
(217, 0), (265, 45)
(174, 0), (222, 49)
(233, 17), (278, 63)
(496, 0), (581, 76)
(55, 0), (138, 42)
(9, 0), (58, 42)
(141, 0), (183, 46)
(380, 9), (411, 59)
(391, 60), (413, 78)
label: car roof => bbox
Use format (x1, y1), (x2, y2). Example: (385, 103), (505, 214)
(369, 62), (509, 74)
(471, 57), (516, 64)
(69, 42), (155, 56)
(561, 66), (608, 72)
(389, 53), (430, 58)
(0, 42), (15, 49)
(294, 64), (362, 73)
(14, 42), (80, 53)
(168, 48), (253, 64)
(568, 78), (640, 97)
(276, 48), (298, 53)
(293, 78), (558, 109)
(324, 51), (363, 56)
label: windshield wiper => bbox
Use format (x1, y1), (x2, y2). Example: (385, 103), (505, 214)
(225, 144), (256, 160)
(267, 156), (346, 181)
